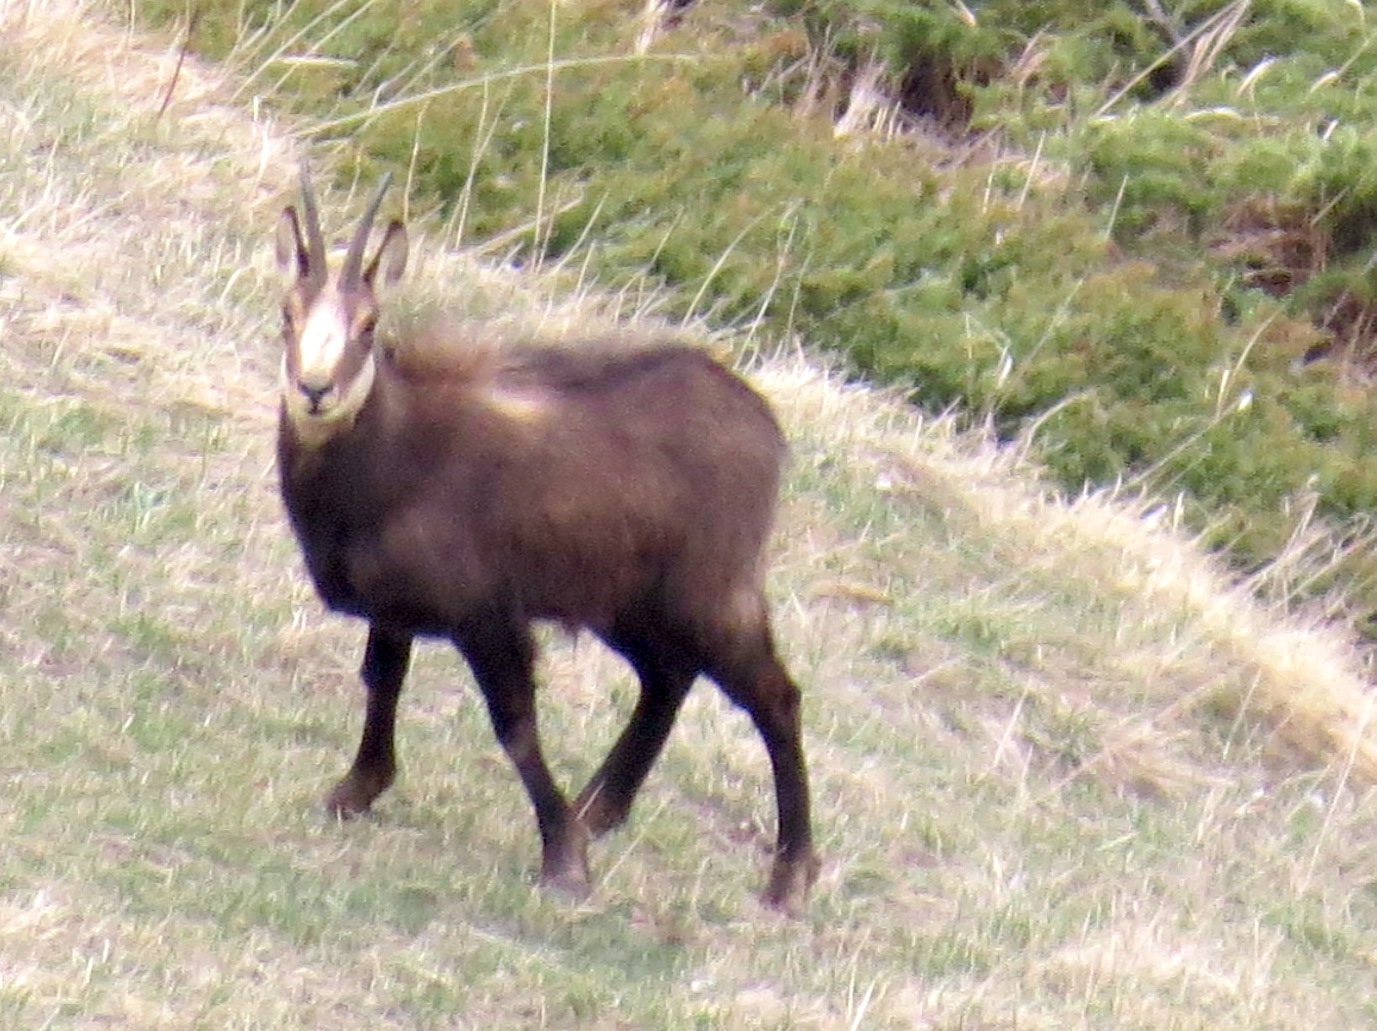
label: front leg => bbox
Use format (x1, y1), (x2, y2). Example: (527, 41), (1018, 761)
(327, 625), (412, 818)
(454, 614), (589, 898)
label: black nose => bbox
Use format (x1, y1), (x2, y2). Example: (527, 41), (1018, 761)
(298, 381), (330, 409)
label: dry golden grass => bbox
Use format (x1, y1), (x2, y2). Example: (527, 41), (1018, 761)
(1, 1), (1376, 1028)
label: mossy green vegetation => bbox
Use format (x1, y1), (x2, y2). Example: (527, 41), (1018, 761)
(134, 0), (1377, 616)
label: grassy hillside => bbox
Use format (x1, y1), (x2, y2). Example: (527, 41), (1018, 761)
(130, 0), (1377, 623)
(2, 1), (1377, 1028)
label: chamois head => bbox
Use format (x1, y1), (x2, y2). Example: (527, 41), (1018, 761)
(275, 164), (408, 440)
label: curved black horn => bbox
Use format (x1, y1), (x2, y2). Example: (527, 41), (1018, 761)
(297, 159), (328, 285)
(341, 172), (394, 290)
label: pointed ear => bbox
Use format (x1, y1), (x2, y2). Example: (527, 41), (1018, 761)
(364, 220), (408, 294)
(276, 207), (308, 281)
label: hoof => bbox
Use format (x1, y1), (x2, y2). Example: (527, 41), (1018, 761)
(760, 850), (820, 916)
(325, 771), (391, 819)
(539, 821), (592, 900)
(540, 865), (593, 902)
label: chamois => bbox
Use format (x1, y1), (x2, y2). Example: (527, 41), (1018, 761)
(272, 166), (818, 912)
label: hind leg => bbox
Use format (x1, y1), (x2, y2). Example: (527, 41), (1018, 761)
(704, 620), (818, 914)
(575, 622), (698, 837)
